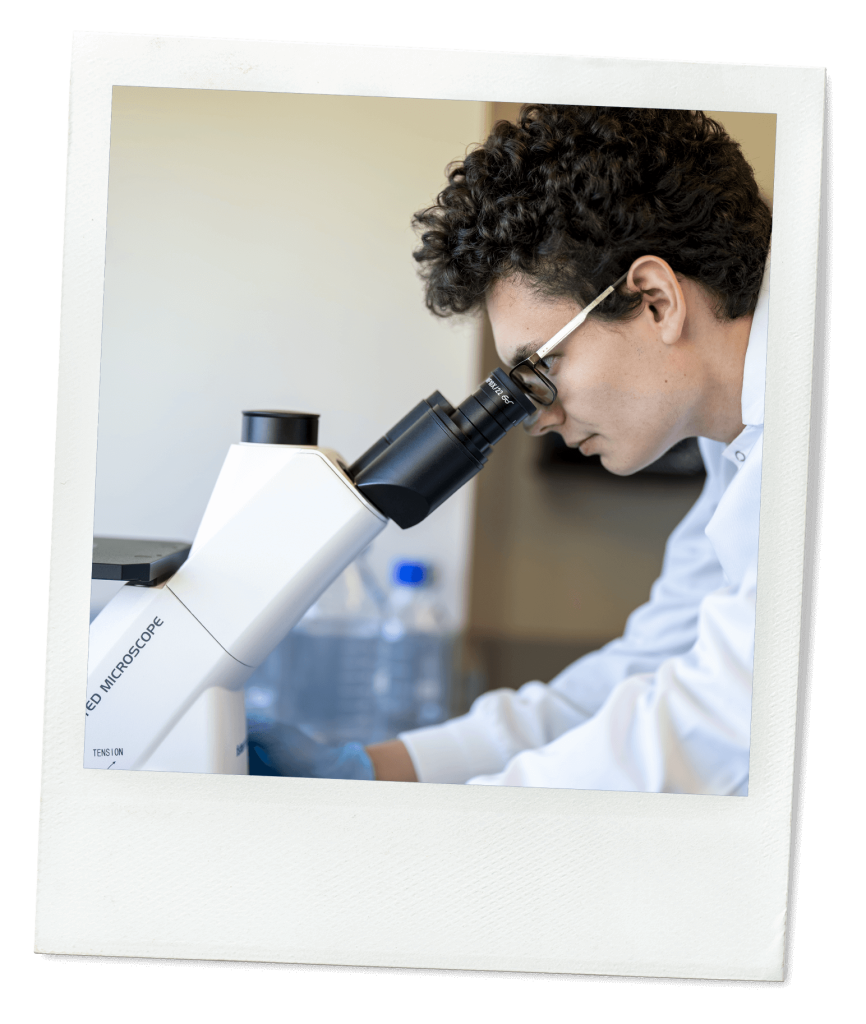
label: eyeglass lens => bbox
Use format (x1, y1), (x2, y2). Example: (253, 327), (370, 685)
(509, 363), (556, 405)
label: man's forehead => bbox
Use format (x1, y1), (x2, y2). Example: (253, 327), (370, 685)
(487, 278), (582, 365)
(487, 274), (553, 314)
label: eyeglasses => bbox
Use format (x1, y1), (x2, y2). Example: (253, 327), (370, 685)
(508, 272), (628, 406)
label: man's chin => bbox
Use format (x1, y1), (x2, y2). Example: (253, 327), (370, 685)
(599, 457), (638, 477)
(599, 451), (654, 477)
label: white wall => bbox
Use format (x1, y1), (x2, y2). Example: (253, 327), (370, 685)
(93, 88), (486, 620)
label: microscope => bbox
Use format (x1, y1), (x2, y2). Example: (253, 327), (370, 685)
(85, 369), (534, 773)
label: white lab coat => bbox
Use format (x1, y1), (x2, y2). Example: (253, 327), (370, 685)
(399, 265), (770, 795)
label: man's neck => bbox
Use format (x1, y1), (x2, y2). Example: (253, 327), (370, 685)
(680, 283), (753, 446)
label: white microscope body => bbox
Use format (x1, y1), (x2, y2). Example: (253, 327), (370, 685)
(84, 369), (534, 774)
(85, 444), (386, 773)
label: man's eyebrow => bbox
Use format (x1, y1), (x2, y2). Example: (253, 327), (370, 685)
(508, 343), (535, 368)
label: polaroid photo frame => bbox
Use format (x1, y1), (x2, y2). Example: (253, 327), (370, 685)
(36, 33), (824, 980)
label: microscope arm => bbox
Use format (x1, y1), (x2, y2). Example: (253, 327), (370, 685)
(85, 445), (386, 772)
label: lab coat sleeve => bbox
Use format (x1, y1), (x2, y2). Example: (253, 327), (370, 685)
(399, 440), (733, 786)
(468, 569), (755, 794)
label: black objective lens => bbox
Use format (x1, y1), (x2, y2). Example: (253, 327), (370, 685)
(350, 368), (535, 529)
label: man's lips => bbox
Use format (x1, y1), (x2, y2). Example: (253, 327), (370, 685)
(572, 433), (597, 453)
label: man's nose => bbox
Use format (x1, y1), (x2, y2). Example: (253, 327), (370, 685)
(523, 402), (565, 436)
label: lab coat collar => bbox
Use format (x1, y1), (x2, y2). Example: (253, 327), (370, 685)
(721, 257), (770, 468)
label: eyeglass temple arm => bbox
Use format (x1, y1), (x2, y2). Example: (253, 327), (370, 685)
(534, 272), (629, 361)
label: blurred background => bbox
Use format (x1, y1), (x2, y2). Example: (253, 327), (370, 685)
(92, 90), (775, 739)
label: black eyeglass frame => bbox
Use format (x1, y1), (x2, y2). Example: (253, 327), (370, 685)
(507, 272), (628, 406)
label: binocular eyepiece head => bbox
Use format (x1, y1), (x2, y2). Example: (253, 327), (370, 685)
(349, 368), (536, 528)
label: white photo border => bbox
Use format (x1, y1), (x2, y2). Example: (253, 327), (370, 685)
(36, 33), (825, 981)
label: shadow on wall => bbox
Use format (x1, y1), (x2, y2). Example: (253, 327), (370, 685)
(461, 635), (599, 699)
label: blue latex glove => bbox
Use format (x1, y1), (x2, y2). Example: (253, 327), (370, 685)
(247, 722), (375, 781)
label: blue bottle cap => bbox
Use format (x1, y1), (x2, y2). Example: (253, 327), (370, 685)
(394, 561), (428, 586)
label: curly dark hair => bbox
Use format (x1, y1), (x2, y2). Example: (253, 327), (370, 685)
(412, 105), (772, 322)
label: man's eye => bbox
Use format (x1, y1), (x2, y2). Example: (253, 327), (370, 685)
(539, 355), (561, 374)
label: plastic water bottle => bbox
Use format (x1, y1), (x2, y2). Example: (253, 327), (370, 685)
(375, 561), (454, 735)
(244, 551), (388, 746)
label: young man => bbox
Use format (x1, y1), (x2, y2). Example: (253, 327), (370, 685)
(364, 105), (772, 794)
(249, 105), (771, 793)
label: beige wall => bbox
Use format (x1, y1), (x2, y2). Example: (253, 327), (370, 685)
(466, 105), (776, 685)
(706, 109), (776, 207)
(94, 88), (487, 622)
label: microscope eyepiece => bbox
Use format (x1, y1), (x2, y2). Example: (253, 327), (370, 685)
(451, 371), (533, 451)
(241, 410), (319, 446)
(349, 368), (535, 528)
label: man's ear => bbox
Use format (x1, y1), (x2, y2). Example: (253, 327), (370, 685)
(626, 255), (686, 345)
